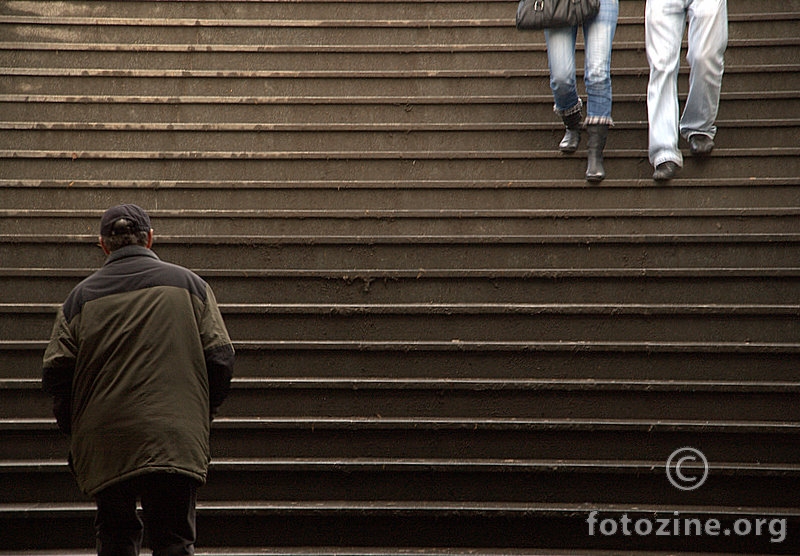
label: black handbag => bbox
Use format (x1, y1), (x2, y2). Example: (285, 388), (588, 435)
(516, 0), (601, 30)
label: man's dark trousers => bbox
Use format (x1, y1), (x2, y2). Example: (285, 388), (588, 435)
(94, 473), (198, 556)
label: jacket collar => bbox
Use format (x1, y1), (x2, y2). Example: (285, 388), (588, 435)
(104, 245), (160, 265)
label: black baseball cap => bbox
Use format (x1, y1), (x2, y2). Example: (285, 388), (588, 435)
(100, 204), (152, 237)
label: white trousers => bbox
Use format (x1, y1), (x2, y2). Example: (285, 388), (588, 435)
(646, 0), (728, 167)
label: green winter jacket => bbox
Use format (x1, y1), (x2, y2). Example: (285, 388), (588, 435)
(42, 245), (235, 496)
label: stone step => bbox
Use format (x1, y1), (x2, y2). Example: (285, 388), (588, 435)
(3, 233), (798, 270)
(4, 302), (799, 344)
(0, 5), (793, 45)
(2, 181), (798, 210)
(1, 500), (797, 552)
(3, 41), (796, 74)
(2, 148), (797, 183)
(4, 457), (800, 506)
(3, 66), (798, 99)
(5, 376), (800, 421)
(4, 337), (800, 381)
(0, 0), (790, 21)
(2, 206), (799, 236)
(3, 415), (799, 462)
(4, 267), (799, 305)
(1, 95), (798, 124)
(3, 178), (796, 207)
(1, 120), (797, 154)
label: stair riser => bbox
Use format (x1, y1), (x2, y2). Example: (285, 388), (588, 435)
(1, 17), (794, 46)
(4, 467), (799, 508)
(4, 44), (796, 73)
(0, 0), (789, 19)
(4, 71), (799, 99)
(2, 214), (798, 236)
(5, 385), (799, 421)
(3, 510), (798, 553)
(5, 275), (799, 305)
(2, 184), (799, 211)
(2, 154), (798, 182)
(5, 345), (800, 381)
(2, 126), (798, 155)
(4, 310), (799, 344)
(4, 426), (798, 463)
(3, 241), (798, 270)
(2, 98), (798, 123)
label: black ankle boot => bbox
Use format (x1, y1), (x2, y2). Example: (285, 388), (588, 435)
(559, 110), (582, 153)
(585, 124), (608, 182)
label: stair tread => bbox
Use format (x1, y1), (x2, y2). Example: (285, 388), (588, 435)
(3, 415), (800, 431)
(5, 206), (800, 216)
(0, 550), (770, 556)
(4, 457), (800, 474)
(2, 90), (799, 104)
(6, 301), (799, 312)
(5, 231), (800, 241)
(3, 500), (799, 515)
(6, 339), (800, 351)
(6, 376), (800, 390)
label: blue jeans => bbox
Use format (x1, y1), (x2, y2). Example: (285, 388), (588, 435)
(545, 0), (619, 124)
(646, 0), (728, 167)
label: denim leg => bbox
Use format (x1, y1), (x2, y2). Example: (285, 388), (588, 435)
(680, 0), (727, 140)
(646, 0), (687, 167)
(583, 0), (618, 124)
(545, 25), (580, 114)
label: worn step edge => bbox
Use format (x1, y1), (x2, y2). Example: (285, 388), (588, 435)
(2, 500), (798, 518)
(4, 416), (800, 434)
(0, 16), (523, 28)
(2, 550), (776, 556)
(3, 268), (800, 278)
(5, 340), (800, 354)
(3, 232), (800, 244)
(1, 10), (797, 27)
(5, 302), (799, 317)
(2, 37), (798, 55)
(3, 178), (800, 189)
(5, 377), (799, 393)
(3, 118), (799, 132)
(2, 90), (797, 105)
(5, 207), (800, 218)
(3, 147), (799, 161)
(3, 63), (798, 78)
(3, 458), (800, 476)
(0, 550), (764, 556)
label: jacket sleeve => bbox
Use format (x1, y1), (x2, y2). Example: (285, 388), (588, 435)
(200, 284), (235, 418)
(42, 307), (77, 434)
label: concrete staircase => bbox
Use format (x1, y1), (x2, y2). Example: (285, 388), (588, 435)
(1, 0), (799, 553)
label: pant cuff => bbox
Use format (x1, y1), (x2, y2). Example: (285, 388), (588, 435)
(584, 116), (614, 126)
(652, 153), (683, 168)
(553, 98), (583, 117)
(681, 130), (716, 142)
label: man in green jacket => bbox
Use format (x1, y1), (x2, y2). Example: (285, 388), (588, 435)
(42, 204), (235, 556)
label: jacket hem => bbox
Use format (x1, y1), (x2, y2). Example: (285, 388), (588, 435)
(83, 466), (207, 497)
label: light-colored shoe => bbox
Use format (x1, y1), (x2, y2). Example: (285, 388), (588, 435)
(689, 134), (715, 156)
(653, 161), (679, 181)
